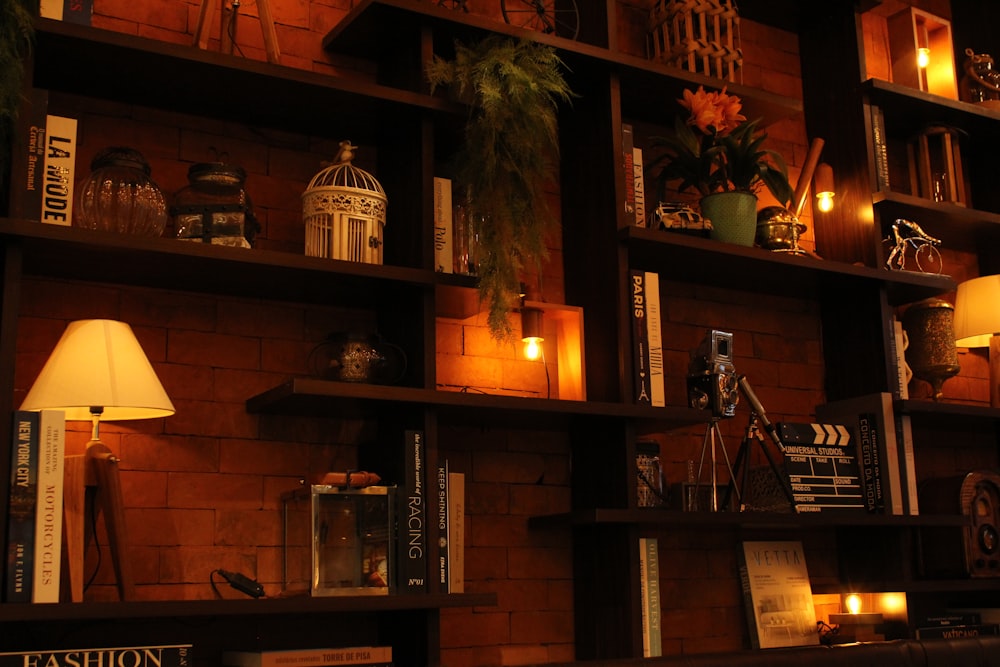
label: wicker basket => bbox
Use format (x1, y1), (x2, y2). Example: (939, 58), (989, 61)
(302, 141), (387, 264)
(648, 0), (743, 83)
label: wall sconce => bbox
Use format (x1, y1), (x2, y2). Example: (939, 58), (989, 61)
(20, 319), (175, 602)
(520, 306), (545, 361)
(954, 274), (1000, 407)
(917, 46), (931, 69)
(813, 162), (835, 213)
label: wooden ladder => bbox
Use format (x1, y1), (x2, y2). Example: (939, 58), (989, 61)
(194, 0), (280, 64)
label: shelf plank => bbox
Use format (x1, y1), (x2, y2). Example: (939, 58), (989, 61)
(0, 218), (434, 307)
(246, 377), (707, 430)
(529, 507), (967, 529)
(32, 18), (461, 143)
(623, 226), (954, 306)
(324, 0), (802, 125)
(872, 190), (1000, 253)
(0, 592), (496, 623)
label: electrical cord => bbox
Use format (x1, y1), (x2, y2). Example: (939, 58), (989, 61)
(211, 569), (265, 598)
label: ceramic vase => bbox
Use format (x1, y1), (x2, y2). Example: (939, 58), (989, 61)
(700, 191), (758, 247)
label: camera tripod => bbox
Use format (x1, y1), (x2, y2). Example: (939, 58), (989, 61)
(694, 375), (796, 512)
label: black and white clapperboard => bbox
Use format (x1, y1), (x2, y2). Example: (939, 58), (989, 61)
(777, 422), (865, 512)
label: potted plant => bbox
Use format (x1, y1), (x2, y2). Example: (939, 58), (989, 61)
(1, 0), (36, 215)
(648, 86), (793, 246)
(425, 35), (574, 341)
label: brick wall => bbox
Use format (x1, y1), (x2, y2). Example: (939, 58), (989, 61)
(19, 1), (993, 665)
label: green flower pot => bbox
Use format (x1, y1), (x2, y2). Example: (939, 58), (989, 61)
(701, 191), (759, 247)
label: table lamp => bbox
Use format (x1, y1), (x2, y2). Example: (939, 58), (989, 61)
(20, 319), (175, 601)
(954, 275), (1000, 407)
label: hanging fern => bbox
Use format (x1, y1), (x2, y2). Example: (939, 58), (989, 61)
(426, 35), (574, 341)
(1, 0), (38, 209)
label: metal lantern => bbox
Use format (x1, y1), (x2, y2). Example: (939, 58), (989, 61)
(302, 141), (387, 264)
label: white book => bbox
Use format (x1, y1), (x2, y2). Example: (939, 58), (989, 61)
(644, 271), (665, 407)
(739, 540), (819, 649)
(32, 409), (65, 603)
(40, 114), (77, 226)
(433, 176), (453, 273)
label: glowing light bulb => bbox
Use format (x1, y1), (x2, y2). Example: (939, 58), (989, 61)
(524, 337), (542, 360)
(917, 47), (930, 69)
(845, 593), (863, 615)
(816, 191), (835, 212)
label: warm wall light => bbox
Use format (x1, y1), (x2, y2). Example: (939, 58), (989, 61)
(21, 319), (175, 602)
(814, 162), (835, 213)
(954, 274), (1000, 407)
(917, 46), (931, 69)
(520, 306), (544, 360)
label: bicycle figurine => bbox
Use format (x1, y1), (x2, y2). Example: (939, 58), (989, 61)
(884, 218), (944, 274)
(437, 0), (580, 40)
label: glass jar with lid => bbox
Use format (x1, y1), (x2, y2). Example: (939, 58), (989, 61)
(75, 146), (168, 236)
(171, 161), (257, 248)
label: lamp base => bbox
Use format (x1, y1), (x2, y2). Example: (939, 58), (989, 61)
(63, 439), (134, 602)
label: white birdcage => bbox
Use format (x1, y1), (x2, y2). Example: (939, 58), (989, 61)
(302, 141), (387, 264)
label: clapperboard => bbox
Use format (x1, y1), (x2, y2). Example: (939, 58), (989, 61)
(777, 422), (865, 512)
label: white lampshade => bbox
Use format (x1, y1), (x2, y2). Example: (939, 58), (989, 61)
(20, 319), (175, 421)
(954, 275), (1000, 348)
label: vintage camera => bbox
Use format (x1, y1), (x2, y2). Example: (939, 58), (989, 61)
(687, 329), (739, 418)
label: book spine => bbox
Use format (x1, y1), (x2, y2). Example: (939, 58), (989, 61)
(32, 410), (65, 603)
(633, 147), (646, 228)
(639, 538), (649, 656)
(875, 394), (904, 516)
(737, 546), (761, 650)
(40, 114), (78, 226)
(871, 105), (890, 191)
(915, 624), (1000, 639)
(224, 646), (393, 667)
(399, 430), (427, 593)
(629, 270), (651, 405)
(640, 537), (662, 657)
(436, 462), (449, 593)
(622, 124), (636, 226)
(855, 412), (881, 513)
(896, 414), (918, 515)
(1, 646), (193, 667)
(63, 0), (94, 24)
(433, 177), (453, 273)
(447, 471), (464, 594)
(8, 89), (49, 221)
(39, 0), (63, 19)
(5, 411), (39, 602)
(644, 271), (664, 407)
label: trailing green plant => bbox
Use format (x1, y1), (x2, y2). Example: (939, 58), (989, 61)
(1, 0), (38, 211)
(426, 35), (574, 342)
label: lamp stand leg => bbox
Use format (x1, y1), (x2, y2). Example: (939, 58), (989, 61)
(61, 443), (135, 602)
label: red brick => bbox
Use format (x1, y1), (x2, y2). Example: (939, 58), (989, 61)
(167, 329), (261, 370)
(168, 472), (263, 509)
(509, 610), (574, 644)
(215, 509), (283, 547)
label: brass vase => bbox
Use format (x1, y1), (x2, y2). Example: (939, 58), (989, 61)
(902, 299), (960, 400)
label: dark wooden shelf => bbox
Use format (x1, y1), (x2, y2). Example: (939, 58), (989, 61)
(528, 507), (967, 530)
(0, 218), (434, 307)
(0, 592), (496, 623)
(32, 18), (461, 143)
(872, 191), (1000, 253)
(865, 78), (1000, 136)
(246, 377), (708, 430)
(897, 398), (1000, 427)
(622, 226), (954, 306)
(324, 0), (802, 126)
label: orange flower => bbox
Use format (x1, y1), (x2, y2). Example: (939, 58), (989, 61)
(678, 86), (746, 136)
